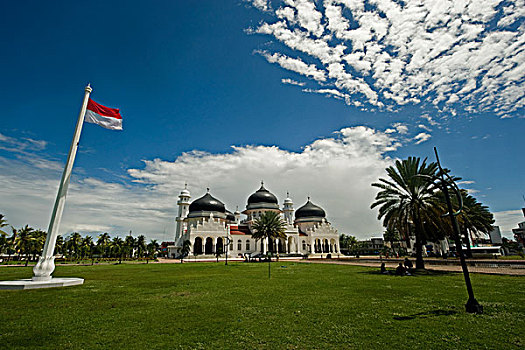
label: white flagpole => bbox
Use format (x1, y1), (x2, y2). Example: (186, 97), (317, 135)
(33, 84), (92, 281)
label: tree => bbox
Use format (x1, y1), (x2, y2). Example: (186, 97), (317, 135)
(0, 214), (8, 258)
(81, 236), (95, 263)
(68, 232), (83, 261)
(54, 235), (64, 256)
(110, 237), (124, 263)
(339, 234), (357, 255)
(180, 240), (191, 262)
(371, 157), (440, 270)
(251, 211), (287, 278)
(124, 234), (136, 259)
(434, 189), (494, 258)
(146, 240), (159, 263)
(97, 233), (111, 258)
(136, 235), (146, 259)
(0, 214), (8, 236)
(383, 227), (400, 257)
(14, 225), (35, 266)
(29, 230), (46, 262)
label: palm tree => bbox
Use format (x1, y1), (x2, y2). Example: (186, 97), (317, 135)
(0, 215), (8, 258)
(0, 214), (8, 236)
(371, 157), (440, 270)
(146, 240), (159, 263)
(29, 230), (46, 262)
(14, 225), (35, 266)
(124, 234), (136, 259)
(97, 233), (111, 258)
(110, 237), (124, 263)
(54, 235), (64, 256)
(136, 235), (146, 260)
(434, 189), (494, 258)
(68, 232), (83, 261)
(81, 236), (95, 262)
(383, 227), (400, 257)
(251, 211), (287, 278)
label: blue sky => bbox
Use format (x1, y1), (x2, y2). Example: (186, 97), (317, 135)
(0, 0), (523, 240)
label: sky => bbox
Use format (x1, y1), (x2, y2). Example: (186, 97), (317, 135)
(0, 0), (523, 241)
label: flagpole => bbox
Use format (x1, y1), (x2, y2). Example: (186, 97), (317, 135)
(33, 84), (92, 281)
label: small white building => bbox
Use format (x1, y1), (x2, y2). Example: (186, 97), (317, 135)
(169, 182), (340, 258)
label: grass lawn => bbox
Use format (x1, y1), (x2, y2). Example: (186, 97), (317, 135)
(0, 262), (523, 349)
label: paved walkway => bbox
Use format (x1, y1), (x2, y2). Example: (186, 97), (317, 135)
(300, 259), (525, 276)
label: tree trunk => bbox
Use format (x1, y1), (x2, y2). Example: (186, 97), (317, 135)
(414, 214), (425, 270)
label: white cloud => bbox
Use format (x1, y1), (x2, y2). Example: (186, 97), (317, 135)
(414, 132), (432, 144)
(251, 0), (525, 117)
(250, 0), (270, 12)
(392, 123), (408, 134)
(258, 50), (327, 81)
(493, 209), (525, 238)
(281, 78), (306, 86)
(458, 180), (476, 185)
(0, 132), (48, 153)
(1, 126), (401, 241)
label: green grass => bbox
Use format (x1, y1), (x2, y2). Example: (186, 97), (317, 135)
(1, 262), (523, 349)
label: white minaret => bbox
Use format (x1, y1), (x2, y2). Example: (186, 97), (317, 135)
(283, 192), (294, 224)
(175, 184), (191, 242)
(234, 206), (241, 224)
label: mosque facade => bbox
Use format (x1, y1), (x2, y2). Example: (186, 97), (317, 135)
(169, 183), (340, 258)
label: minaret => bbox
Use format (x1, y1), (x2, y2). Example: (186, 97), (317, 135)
(175, 184), (191, 242)
(234, 206), (241, 224)
(283, 192), (294, 224)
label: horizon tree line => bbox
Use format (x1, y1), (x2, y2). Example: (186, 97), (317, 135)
(0, 215), (159, 264)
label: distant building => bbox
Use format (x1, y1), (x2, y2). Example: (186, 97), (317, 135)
(357, 237), (384, 255)
(489, 226), (503, 245)
(167, 182), (340, 258)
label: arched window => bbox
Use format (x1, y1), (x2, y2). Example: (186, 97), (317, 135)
(237, 240), (242, 250)
(246, 240), (250, 250)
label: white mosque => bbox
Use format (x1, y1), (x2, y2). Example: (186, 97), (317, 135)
(168, 182), (341, 258)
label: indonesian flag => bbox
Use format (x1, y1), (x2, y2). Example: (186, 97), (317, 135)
(84, 98), (123, 130)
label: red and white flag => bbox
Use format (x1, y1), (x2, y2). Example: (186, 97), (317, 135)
(84, 98), (123, 130)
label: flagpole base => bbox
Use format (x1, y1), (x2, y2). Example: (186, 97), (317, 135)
(32, 256), (56, 281)
(0, 277), (84, 290)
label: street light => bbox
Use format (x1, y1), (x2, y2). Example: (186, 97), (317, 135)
(224, 236), (231, 266)
(424, 147), (483, 314)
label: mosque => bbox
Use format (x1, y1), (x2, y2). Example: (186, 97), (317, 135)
(168, 182), (341, 258)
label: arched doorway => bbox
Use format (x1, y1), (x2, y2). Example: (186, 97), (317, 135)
(205, 237), (213, 255)
(216, 237), (224, 254)
(194, 237), (203, 255)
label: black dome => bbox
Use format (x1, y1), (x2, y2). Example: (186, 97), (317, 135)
(189, 192), (225, 213)
(295, 200), (326, 219)
(225, 210), (235, 221)
(247, 183), (278, 205)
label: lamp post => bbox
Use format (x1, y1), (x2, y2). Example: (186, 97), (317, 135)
(433, 147), (483, 314)
(224, 236), (230, 266)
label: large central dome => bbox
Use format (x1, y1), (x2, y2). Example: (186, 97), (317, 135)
(188, 191), (225, 214)
(248, 183), (278, 204)
(245, 182), (280, 210)
(295, 200), (326, 220)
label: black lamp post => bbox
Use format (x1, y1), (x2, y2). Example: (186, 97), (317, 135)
(433, 147), (483, 314)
